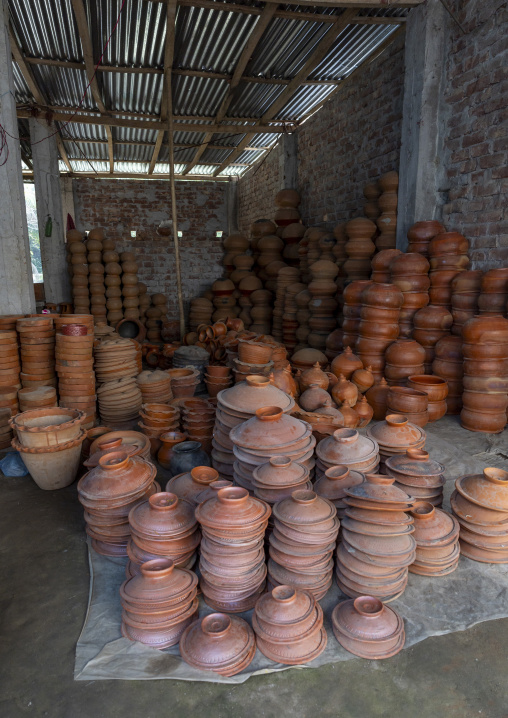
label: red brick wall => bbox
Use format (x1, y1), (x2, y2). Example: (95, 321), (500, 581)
(238, 143), (283, 235)
(441, 0), (508, 269)
(73, 178), (228, 322)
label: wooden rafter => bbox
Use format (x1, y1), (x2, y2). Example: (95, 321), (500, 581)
(66, 138), (272, 151)
(70, 0), (114, 173)
(22, 170), (232, 181)
(183, 2), (277, 176)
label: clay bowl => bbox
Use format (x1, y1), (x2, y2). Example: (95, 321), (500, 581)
(386, 387), (429, 414)
(407, 375), (448, 402)
(206, 365), (231, 378)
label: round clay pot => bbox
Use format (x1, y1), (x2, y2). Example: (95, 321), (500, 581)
(460, 408), (507, 433)
(387, 386), (429, 414)
(385, 339), (426, 367)
(390, 253), (429, 276)
(361, 281), (404, 309)
(407, 376), (449, 401)
(429, 232), (469, 256)
(413, 305), (453, 331)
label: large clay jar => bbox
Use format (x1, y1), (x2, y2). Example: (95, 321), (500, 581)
(331, 346), (363, 380)
(167, 441), (211, 476)
(365, 378), (390, 420)
(299, 384), (333, 412)
(384, 339), (426, 386)
(299, 362), (329, 392)
(332, 375), (358, 407)
(429, 232), (469, 257)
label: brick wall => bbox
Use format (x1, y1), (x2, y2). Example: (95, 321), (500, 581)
(72, 178), (228, 322)
(237, 142), (284, 235)
(441, 0), (508, 269)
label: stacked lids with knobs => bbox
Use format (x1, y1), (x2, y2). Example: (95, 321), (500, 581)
(375, 171), (398, 250)
(460, 315), (508, 433)
(412, 305), (453, 372)
(428, 232), (469, 309)
(432, 335), (463, 414)
(332, 595), (405, 659)
(390, 253), (430, 338)
(94, 337), (143, 426)
(87, 231), (107, 324)
(54, 316), (96, 429)
(344, 218), (376, 282)
(408, 502), (460, 575)
(366, 414), (426, 472)
(315, 428), (379, 480)
(406, 220), (445, 256)
(450, 270), (482, 335)
(307, 261), (338, 351)
(385, 449), (445, 508)
(451, 467), (508, 563)
(336, 474), (415, 602)
(251, 455), (312, 505)
(17, 316), (56, 388)
(313, 464), (365, 521)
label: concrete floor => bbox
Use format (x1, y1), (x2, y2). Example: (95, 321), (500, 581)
(2, 464), (508, 718)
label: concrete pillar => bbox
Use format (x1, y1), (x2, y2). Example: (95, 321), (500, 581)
(29, 117), (71, 304)
(0, 0), (35, 313)
(397, 0), (449, 249)
(226, 177), (239, 235)
(279, 133), (298, 190)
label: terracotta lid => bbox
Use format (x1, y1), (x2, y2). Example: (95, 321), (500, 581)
(273, 490), (336, 526)
(342, 528), (416, 557)
(316, 428), (378, 464)
(255, 585), (315, 625)
(84, 438), (137, 467)
(332, 596), (403, 642)
(218, 375), (294, 414)
(455, 467), (508, 511)
(179, 613), (255, 673)
(120, 558), (197, 605)
(195, 486), (271, 529)
(128, 492), (197, 538)
(89, 430), (151, 457)
(252, 456), (309, 488)
(366, 414), (425, 448)
(409, 502), (459, 545)
(78, 451), (155, 502)
(314, 465), (365, 501)
(166, 467), (219, 505)
(345, 474), (412, 504)
(385, 449), (444, 478)
(195, 480), (234, 504)
(230, 407), (309, 449)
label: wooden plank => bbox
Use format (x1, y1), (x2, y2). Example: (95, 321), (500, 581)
(55, 135), (73, 172)
(23, 170), (232, 181)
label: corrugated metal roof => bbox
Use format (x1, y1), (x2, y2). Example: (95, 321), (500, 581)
(11, 0), (409, 177)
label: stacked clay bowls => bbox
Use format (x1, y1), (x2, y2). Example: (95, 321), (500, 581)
(56, 322), (96, 429)
(408, 502), (460, 575)
(315, 428), (379, 480)
(386, 387), (429, 427)
(407, 375), (448, 422)
(385, 449), (445, 508)
(366, 415), (426, 472)
(356, 282), (404, 380)
(332, 596), (405, 659)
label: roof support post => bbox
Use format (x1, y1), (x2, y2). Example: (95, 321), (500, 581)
(279, 132), (298, 190)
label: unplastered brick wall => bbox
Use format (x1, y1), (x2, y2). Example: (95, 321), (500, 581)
(73, 178), (228, 322)
(297, 31), (405, 229)
(238, 142), (284, 235)
(441, 0), (508, 269)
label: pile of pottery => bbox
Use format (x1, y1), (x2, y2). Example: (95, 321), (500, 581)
(337, 474), (415, 601)
(370, 248), (401, 283)
(313, 464), (365, 522)
(120, 558), (199, 649)
(407, 375), (448, 423)
(137, 369), (173, 405)
(66, 230), (89, 313)
(412, 305), (453, 372)
(223, 231), (250, 277)
(477, 268), (508, 317)
(272, 267), (300, 342)
(450, 270), (482, 335)
(268, 490), (339, 599)
(282, 222), (306, 268)
(196, 486), (271, 611)
(156, 430), (187, 470)
(363, 181), (380, 222)
(385, 449), (445, 509)
(10, 407), (85, 490)
(253, 585), (327, 665)
(235, 339), (274, 383)
(366, 415), (426, 472)
(17, 316), (56, 389)
(102, 241), (123, 325)
(77, 450), (157, 556)
(390, 253), (430, 338)
(189, 297), (213, 331)
(119, 252), (141, 321)
(384, 339), (425, 387)
(212, 278), (238, 324)
(180, 613), (256, 677)
(179, 397), (215, 454)
(95, 337), (143, 425)
(252, 455), (312, 504)
(230, 406), (315, 492)
(408, 501), (460, 575)
(432, 335), (463, 414)
(451, 467), (508, 563)
(274, 188), (301, 227)
(172, 345), (209, 393)
(204, 365), (232, 399)
(0, 384), (20, 418)
(428, 232), (469, 309)
(137, 283), (151, 326)
(282, 281), (306, 352)
(55, 318), (96, 429)
(138, 403), (180, 456)
(294, 288), (311, 347)
(460, 315), (508, 433)
(86, 233), (107, 323)
(166, 465), (220, 504)
(249, 288), (273, 335)
(0, 327), (20, 392)
(357, 282), (404, 380)
(341, 280), (370, 349)
(332, 596), (405, 659)
(375, 171), (399, 250)
(167, 368), (199, 399)
(307, 261), (338, 351)
(127, 492), (200, 575)
(315, 428), (379, 481)
(386, 386), (429, 427)
(406, 220), (445, 256)
(211, 375), (295, 481)
(86, 430), (152, 469)
(344, 219), (376, 282)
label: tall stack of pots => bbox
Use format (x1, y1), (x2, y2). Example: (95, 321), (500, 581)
(0, 323), (21, 393)
(120, 252), (141, 321)
(370, 249), (401, 283)
(376, 171), (399, 250)
(102, 241), (122, 325)
(272, 266), (300, 342)
(406, 221), (445, 256)
(17, 316), (56, 389)
(384, 339), (425, 387)
(412, 305), (453, 372)
(87, 233), (107, 324)
(315, 428), (379, 480)
(307, 260), (338, 351)
(94, 337), (143, 426)
(250, 289), (273, 335)
(363, 181), (380, 223)
(390, 253), (430, 338)
(432, 334), (464, 414)
(408, 502), (460, 575)
(341, 280), (372, 349)
(428, 232), (469, 310)
(67, 233), (90, 314)
(344, 219), (376, 282)
(55, 316), (96, 429)
(366, 415), (426, 472)
(274, 189), (301, 228)
(450, 270), (482, 336)
(477, 268), (508, 317)
(385, 449), (445, 509)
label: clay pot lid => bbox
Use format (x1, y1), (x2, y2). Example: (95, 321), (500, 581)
(78, 451), (154, 501)
(166, 467), (219, 504)
(314, 465), (365, 500)
(385, 449), (444, 478)
(272, 490), (336, 526)
(409, 502), (459, 545)
(316, 428), (378, 464)
(230, 406), (309, 450)
(252, 455), (309, 487)
(195, 486), (271, 529)
(89, 430), (150, 457)
(179, 613), (255, 672)
(255, 585), (315, 626)
(84, 437), (137, 467)
(128, 492), (196, 537)
(366, 414), (425, 448)
(120, 558), (198, 605)
(332, 596), (403, 642)
(345, 473), (412, 504)
(344, 505), (414, 526)
(218, 375), (294, 414)
(195, 480), (234, 504)
(455, 468), (508, 511)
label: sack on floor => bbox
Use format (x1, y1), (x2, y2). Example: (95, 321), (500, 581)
(0, 451), (29, 477)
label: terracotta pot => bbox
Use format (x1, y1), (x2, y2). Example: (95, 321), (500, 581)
(13, 432), (86, 490)
(358, 321), (399, 341)
(354, 396), (374, 427)
(157, 432), (188, 470)
(462, 391), (508, 413)
(407, 375), (449, 402)
(460, 408), (507, 433)
(330, 347), (362, 380)
(351, 366), (374, 393)
(331, 596), (404, 659)
(365, 379), (390, 420)
(387, 386), (429, 413)
(10, 407), (84, 449)
(429, 232), (469, 256)
(390, 253), (429, 276)
(331, 375), (359, 408)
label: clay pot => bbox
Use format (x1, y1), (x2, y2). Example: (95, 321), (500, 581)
(429, 232), (469, 256)
(180, 613), (255, 676)
(166, 441), (210, 476)
(407, 375), (449, 402)
(390, 253), (430, 276)
(299, 362), (329, 392)
(13, 432), (86, 490)
(157, 432), (188, 470)
(331, 347), (363, 380)
(299, 384), (332, 413)
(354, 396), (374, 427)
(385, 339), (426, 367)
(351, 366), (374, 394)
(316, 428), (379, 474)
(387, 387), (429, 414)
(331, 596), (404, 659)
(365, 378), (390, 421)
(10, 407), (84, 449)
(331, 375), (358, 408)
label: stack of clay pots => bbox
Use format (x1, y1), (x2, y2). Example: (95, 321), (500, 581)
(451, 467), (508, 563)
(412, 305), (453, 372)
(390, 253), (430, 338)
(366, 415), (426, 472)
(148, 293), (169, 339)
(211, 375), (295, 480)
(138, 403), (180, 457)
(94, 337), (143, 425)
(282, 223), (306, 268)
(167, 368), (199, 398)
(331, 596), (405, 659)
(78, 450), (157, 556)
(230, 406), (315, 492)
(257, 235), (284, 284)
(450, 270), (482, 335)
(341, 280), (372, 349)
(0, 407), (13, 451)
(86, 429), (151, 466)
(282, 282), (306, 351)
(55, 317), (96, 429)
(407, 375), (448, 423)
(294, 288), (311, 347)
(121, 558), (199, 649)
(385, 449), (445, 509)
(253, 585), (327, 665)
(102, 241), (122, 325)
(344, 219), (376, 282)
(189, 297), (213, 331)
(137, 369), (173, 405)
(432, 335), (463, 414)
(406, 221), (445, 256)
(268, 490), (339, 599)
(428, 232), (469, 309)
(307, 260), (338, 350)
(235, 339), (274, 383)
(370, 249), (401, 283)
(478, 268), (508, 317)
(17, 316), (56, 389)
(384, 339), (425, 387)
(272, 266), (299, 342)
(67, 232), (90, 314)
(356, 282), (404, 381)
(0, 325), (21, 392)
(250, 220), (275, 269)
(274, 189), (301, 227)
(196, 486), (271, 611)
(166, 465), (219, 505)
(173, 345), (209, 393)
(211, 278), (237, 324)
(315, 428), (379, 481)
(120, 251), (141, 321)
(408, 502), (460, 574)
(460, 315), (508, 433)
(252, 455), (312, 505)
(337, 473), (415, 601)
(87, 233), (107, 324)
(386, 386), (429, 427)
(20, 387), (55, 413)
(10, 407), (85, 490)
(138, 283), (151, 326)
(313, 464), (365, 520)
(291, 347), (328, 372)
(363, 181), (380, 222)
(249, 289), (272, 335)
(205, 365), (233, 399)
(375, 171), (399, 250)
(223, 232), (250, 276)
(179, 397), (215, 454)
(127, 492), (200, 575)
